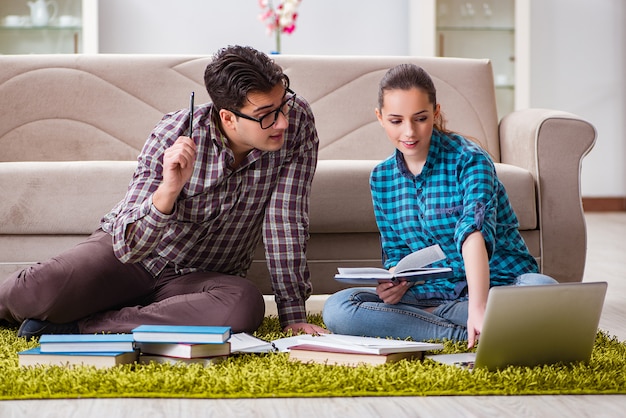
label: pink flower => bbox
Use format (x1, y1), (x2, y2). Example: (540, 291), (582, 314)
(258, 9), (274, 21)
(258, 0), (302, 36)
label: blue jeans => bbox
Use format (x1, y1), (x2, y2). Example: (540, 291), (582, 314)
(322, 273), (558, 342)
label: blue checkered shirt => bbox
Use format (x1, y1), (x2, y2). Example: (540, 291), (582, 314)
(370, 130), (538, 300)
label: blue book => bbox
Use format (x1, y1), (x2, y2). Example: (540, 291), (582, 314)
(39, 333), (135, 353)
(18, 347), (138, 368)
(131, 325), (231, 344)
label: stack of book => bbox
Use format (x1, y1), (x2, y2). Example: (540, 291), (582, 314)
(17, 325), (276, 368)
(18, 333), (137, 368)
(277, 334), (444, 367)
(133, 325), (276, 364)
(132, 324), (232, 366)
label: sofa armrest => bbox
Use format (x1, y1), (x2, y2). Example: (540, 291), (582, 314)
(499, 109), (596, 282)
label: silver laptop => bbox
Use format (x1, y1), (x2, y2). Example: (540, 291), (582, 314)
(427, 281), (607, 371)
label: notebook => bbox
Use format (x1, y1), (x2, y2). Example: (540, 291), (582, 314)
(426, 281), (607, 371)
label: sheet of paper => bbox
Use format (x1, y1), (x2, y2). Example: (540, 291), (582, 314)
(230, 333), (275, 353)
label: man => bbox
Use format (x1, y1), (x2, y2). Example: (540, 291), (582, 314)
(0, 45), (326, 338)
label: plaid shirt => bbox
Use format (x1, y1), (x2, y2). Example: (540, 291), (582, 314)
(101, 97), (319, 326)
(370, 130), (538, 300)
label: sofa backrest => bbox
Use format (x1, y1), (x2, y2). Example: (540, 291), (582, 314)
(0, 54), (500, 163)
(278, 55), (500, 161)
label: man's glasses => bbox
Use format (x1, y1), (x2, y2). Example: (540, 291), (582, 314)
(229, 89), (296, 130)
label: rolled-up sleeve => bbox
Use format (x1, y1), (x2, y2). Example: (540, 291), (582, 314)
(454, 153), (498, 258)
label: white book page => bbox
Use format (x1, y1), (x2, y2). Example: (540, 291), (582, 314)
(271, 334), (443, 354)
(395, 244), (446, 273)
(230, 333), (274, 353)
(306, 334), (433, 348)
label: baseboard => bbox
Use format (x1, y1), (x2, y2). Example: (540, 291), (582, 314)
(583, 197), (626, 212)
(263, 294), (327, 317)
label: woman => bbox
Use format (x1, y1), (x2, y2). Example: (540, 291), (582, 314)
(322, 64), (556, 347)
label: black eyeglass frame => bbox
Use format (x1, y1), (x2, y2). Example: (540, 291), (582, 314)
(229, 88), (296, 130)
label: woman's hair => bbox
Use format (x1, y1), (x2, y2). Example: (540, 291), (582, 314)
(204, 45), (290, 112)
(377, 63), (448, 133)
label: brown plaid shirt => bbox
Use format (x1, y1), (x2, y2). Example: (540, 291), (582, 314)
(101, 97), (319, 326)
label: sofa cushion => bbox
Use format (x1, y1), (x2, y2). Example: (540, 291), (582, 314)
(0, 160), (535, 236)
(309, 160), (379, 233)
(308, 160), (537, 233)
(0, 161), (135, 235)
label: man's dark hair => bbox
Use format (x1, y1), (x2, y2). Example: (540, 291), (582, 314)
(204, 45), (289, 112)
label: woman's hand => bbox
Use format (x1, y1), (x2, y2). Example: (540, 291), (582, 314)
(467, 302), (486, 348)
(376, 280), (411, 304)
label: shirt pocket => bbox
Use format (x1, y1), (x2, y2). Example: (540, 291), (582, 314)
(433, 205), (464, 216)
(423, 204), (463, 236)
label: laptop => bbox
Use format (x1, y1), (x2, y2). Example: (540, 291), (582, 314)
(426, 281), (607, 371)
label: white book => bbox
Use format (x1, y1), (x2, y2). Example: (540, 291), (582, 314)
(273, 333), (443, 355)
(19, 347), (138, 369)
(139, 354), (226, 366)
(135, 341), (230, 358)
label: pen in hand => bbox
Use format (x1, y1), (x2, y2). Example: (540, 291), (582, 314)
(188, 91), (195, 137)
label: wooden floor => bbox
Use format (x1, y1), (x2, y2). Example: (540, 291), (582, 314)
(1, 213), (625, 417)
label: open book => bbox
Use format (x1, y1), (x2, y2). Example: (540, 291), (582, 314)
(278, 333), (443, 355)
(288, 344), (425, 366)
(334, 244), (452, 285)
(273, 334), (443, 367)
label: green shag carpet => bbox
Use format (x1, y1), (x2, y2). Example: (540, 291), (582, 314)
(2, 314), (626, 400)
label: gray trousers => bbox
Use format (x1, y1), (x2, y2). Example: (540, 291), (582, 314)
(0, 230), (265, 334)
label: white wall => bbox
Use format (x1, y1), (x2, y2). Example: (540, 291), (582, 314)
(97, 0), (625, 198)
(528, 0), (625, 198)
(98, 0), (409, 56)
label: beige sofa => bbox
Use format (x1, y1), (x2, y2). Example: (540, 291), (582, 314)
(0, 54), (596, 308)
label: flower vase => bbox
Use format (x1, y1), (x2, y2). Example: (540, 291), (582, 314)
(272, 29), (281, 54)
